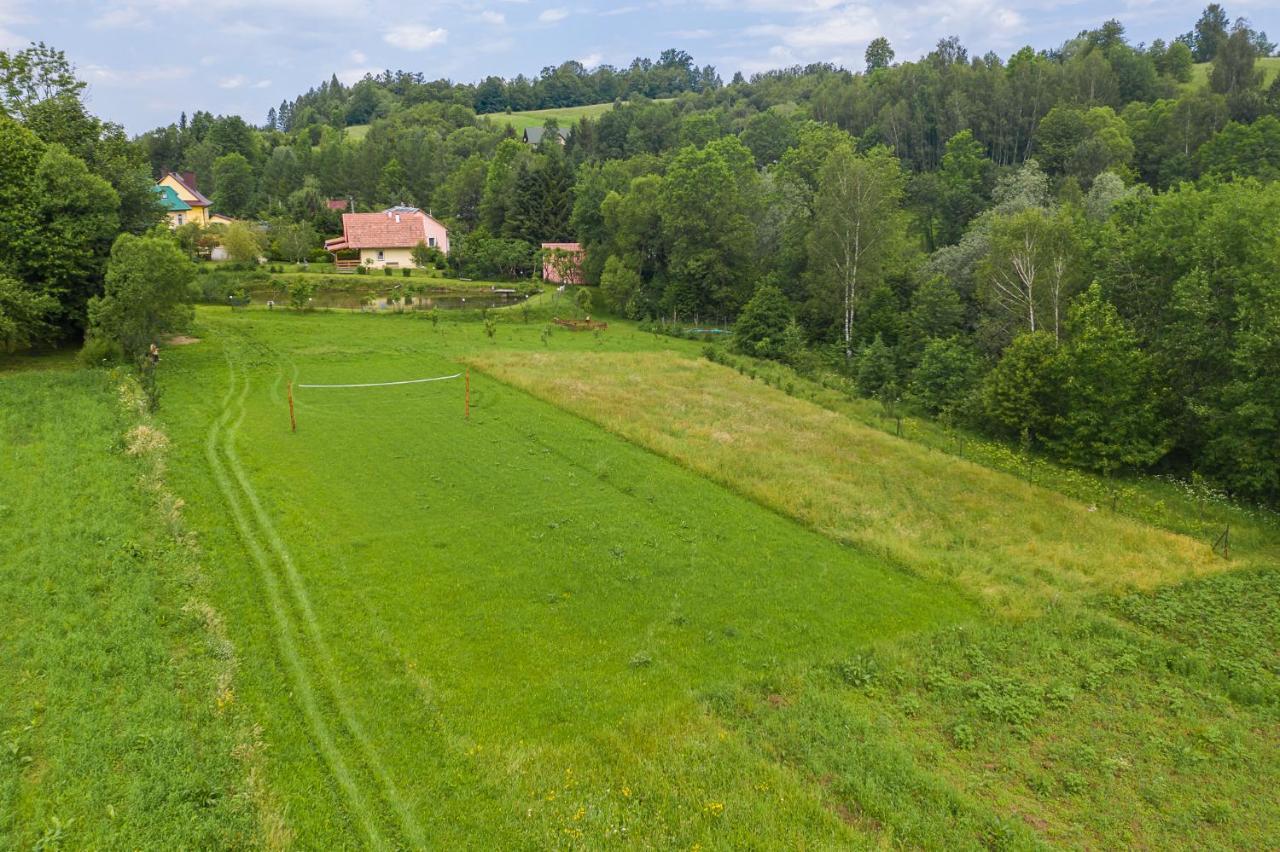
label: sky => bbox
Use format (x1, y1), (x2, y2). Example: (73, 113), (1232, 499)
(2, 0), (1276, 134)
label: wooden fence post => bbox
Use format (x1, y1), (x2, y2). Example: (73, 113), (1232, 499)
(465, 370), (470, 420)
(288, 381), (296, 433)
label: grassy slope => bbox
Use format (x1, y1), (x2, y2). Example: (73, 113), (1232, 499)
(471, 350), (1221, 617)
(723, 571), (1280, 849)
(1188, 56), (1280, 89)
(470, 342), (1280, 848)
(7, 307), (1278, 847)
(479, 102), (620, 134)
(0, 371), (269, 847)
(154, 308), (974, 847)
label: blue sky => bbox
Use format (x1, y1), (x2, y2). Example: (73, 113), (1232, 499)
(2, 0), (1275, 133)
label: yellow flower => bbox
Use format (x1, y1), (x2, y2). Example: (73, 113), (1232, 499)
(621, 786), (631, 798)
(703, 801), (724, 817)
(573, 806), (585, 821)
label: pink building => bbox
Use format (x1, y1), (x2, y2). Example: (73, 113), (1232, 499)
(541, 242), (585, 284)
(324, 206), (449, 270)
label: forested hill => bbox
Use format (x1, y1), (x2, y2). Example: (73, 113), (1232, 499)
(2, 5), (1279, 505)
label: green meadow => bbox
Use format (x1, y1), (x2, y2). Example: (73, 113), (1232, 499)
(481, 102), (622, 134)
(3, 305), (1278, 847)
(345, 102), (622, 142)
(1187, 56), (1280, 89)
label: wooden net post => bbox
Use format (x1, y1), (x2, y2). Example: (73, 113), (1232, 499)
(465, 370), (470, 420)
(288, 381), (296, 433)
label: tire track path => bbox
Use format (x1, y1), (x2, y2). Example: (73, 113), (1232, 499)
(223, 358), (427, 847)
(206, 348), (389, 848)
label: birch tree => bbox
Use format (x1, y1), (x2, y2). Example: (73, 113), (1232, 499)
(982, 206), (1078, 342)
(807, 144), (908, 361)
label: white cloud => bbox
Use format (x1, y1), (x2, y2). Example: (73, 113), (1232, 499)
(578, 51), (602, 67)
(538, 7), (568, 23)
(747, 4), (881, 49)
(0, 0), (27, 47)
(337, 67), (379, 85)
(383, 24), (448, 49)
(92, 6), (148, 29)
(83, 63), (192, 87)
(253, 79), (272, 89)
(220, 20), (274, 38)
(349, 49), (367, 64)
(219, 74), (249, 89)
(480, 10), (505, 24)
(668, 28), (714, 39)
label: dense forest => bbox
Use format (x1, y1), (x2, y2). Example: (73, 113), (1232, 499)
(1, 4), (1278, 503)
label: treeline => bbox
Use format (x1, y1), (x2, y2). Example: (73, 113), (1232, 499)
(271, 48), (722, 132)
(4, 6), (1280, 501)
(0, 43), (163, 349)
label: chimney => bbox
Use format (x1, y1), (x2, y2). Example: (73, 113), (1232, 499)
(181, 171), (198, 190)
(395, 214), (400, 223)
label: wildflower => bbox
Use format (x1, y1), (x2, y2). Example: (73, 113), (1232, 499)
(703, 801), (724, 817)
(621, 786), (631, 798)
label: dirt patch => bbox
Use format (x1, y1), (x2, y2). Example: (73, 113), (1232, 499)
(166, 335), (201, 346)
(766, 693), (790, 709)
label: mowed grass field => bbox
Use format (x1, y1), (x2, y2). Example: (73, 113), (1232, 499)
(4, 304), (1279, 847)
(152, 308), (975, 846)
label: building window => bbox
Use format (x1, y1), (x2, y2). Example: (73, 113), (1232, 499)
(428, 237), (436, 248)
(176, 213), (184, 226)
(377, 250), (385, 261)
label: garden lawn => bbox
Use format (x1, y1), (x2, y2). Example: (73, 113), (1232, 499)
(153, 307), (975, 847)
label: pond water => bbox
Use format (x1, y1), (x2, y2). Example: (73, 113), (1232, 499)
(251, 287), (531, 311)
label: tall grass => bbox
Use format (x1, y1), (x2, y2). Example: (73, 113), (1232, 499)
(472, 350), (1225, 617)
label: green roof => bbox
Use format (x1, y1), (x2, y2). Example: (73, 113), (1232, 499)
(152, 184), (191, 212)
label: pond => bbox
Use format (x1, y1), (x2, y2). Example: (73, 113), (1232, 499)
(250, 286), (532, 311)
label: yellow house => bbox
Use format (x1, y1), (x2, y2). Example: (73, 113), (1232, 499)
(154, 172), (212, 227)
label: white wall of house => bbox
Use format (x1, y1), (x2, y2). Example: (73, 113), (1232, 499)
(359, 247), (417, 268)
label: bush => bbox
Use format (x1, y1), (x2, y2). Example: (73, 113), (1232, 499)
(733, 284), (792, 361)
(288, 278), (319, 310)
(356, 265), (368, 275)
(401, 268), (411, 277)
(77, 335), (123, 367)
(856, 334), (897, 396)
(908, 337), (984, 415)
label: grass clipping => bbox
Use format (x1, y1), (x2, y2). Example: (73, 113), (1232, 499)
(472, 350), (1220, 617)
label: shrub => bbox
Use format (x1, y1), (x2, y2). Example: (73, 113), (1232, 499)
(401, 268), (411, 277)
(733, 284), (791, 361)
(77, 335), (123, 367)
(288, 278), (318, 310)
(908, 337), (984, 415)
(855, 334), (897, 396)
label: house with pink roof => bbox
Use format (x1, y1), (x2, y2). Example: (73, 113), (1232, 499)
(324, 206), (449, 270)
